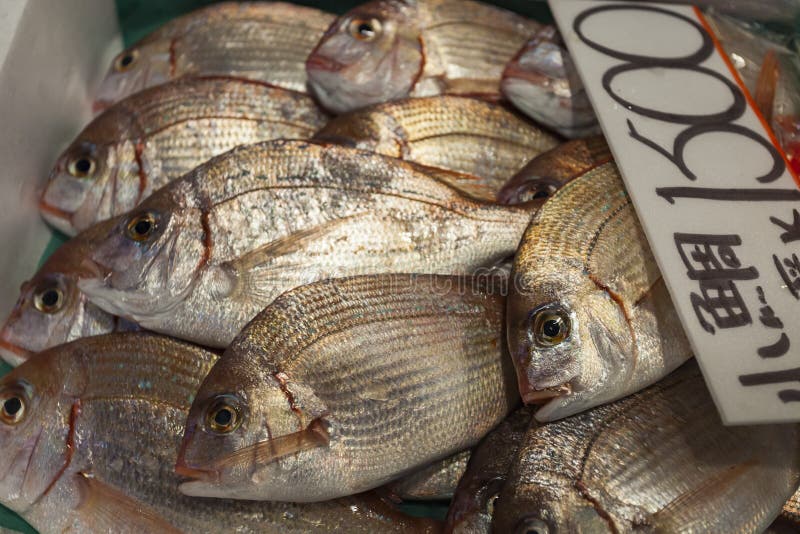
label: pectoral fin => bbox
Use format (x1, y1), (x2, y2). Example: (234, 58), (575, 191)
(71, 473), (181, 534)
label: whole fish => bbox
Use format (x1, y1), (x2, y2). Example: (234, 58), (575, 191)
(496, 135), (612, 205)
(507, 162), (692, 421)
(444, 408), (532, 534)
(492, 361), (800, 533)
(501, 26), (599, 139)
(388, 450), (471, 501)
(0, 333), (438, 533)
(94, 2), (335, 110)
(77, 140), (539, 348)
(312, 96), (558, 193)
(42, 77), (327, 235)
(306, 0), (541, 113)
(0, 220), (134, 368)
(175, 274), (519, 502)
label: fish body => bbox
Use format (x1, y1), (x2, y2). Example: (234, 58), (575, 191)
(496, 135), (611, 205)
(306, 0), (540, 113)
(492, 361), (800, 533)
(0, 333), (437, 533)
(444, 408), (532, 534)
(388, 450), (471, 501)
(94, 2), (335, 110)
(501, 26), (599, 139)
(78, 140), (536, 348)
(507, 162), (692, 421)
(0, 220), (134, 367)
(313, 96), (558, 193)
(41, 77), (327, 235)
(176, 274), (519, 502)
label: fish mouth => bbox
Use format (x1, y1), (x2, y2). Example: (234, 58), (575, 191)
(521, 384), (572, 405)
(38, 200), (76, 236)
(174, 460), (218, 483)
(503, 62), (552, 87)
(0, 338), (31, 367)
(306, 54), (346, 73)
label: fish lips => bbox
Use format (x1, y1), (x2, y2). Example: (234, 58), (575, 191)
(0, 338), (30, 367)
(306, 53), (347, 74)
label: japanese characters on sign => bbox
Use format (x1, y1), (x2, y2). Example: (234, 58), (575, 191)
(550, 1), (800, 423)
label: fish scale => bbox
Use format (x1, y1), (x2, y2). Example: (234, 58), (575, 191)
(507, 162), (692, 421)
(94, 2), (335, 108)
(493, 362), (800, 533)
(313, 96), (558, 192)
(0, 333), (434, 533)
(176, 274), (519, 502)
(40, 78), (327, 235)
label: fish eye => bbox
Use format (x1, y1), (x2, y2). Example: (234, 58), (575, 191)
(114, 49), (139, 72)
(532, 305), (571, 346)
(515, 517), (550, 534)
(68, 156), (96, 178)
(0, 391), (27, 426)
(205, 395), (243, 434)
(33, 286), (64, 314)
(348, 18), (381, 41)
(125, 212), (158, 242)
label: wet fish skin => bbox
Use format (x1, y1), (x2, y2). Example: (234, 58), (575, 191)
(501, 26), (599, 139)
(313, 96), (558, 194)
(77, 140), (537, 348)
(444, 408), (532, 534)
(388, 450), (471, 501)
(42, 77), (327, 236)
(176, 274), (519, 502)
(507, 162), (692, 421)
(306, 0), (540, 114)
(0, 220), (135, 367)
(94, 2), (335, 110)
(492, 361), (800, 534)
(0, 333), (440, 533)
(496, 136), (611, 205)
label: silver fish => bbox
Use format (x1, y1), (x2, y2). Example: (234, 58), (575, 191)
(78, 140), (537, 347)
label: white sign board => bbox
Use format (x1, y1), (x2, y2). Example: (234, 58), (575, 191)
(550, 1), (800, 424)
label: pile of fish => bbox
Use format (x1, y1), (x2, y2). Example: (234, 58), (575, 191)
(1, 1), (798, 533)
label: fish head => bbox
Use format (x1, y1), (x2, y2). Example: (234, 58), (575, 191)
(176, 343), (330, 500)
(77, 194), (206, 328)
(39, 137), (138, 236)
(493, 481), (611, 534)
(496, 172), (564, 205)
(0, 349), (85, 513)
(306, 0), (423, 113)
(508, 269), (632, 422)
(93, 42), (172, 112)
(501, 29), (598, 139)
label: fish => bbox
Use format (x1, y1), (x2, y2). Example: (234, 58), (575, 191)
(41, 77), (328, 236)
(312, 96), (559, 194)
(501, 26), (600, 139)
(444, 408), (532, 534)
(77, 140), (540, 348)
(0, 332), (439, 533)
(306, 0), (541, 113)
(507, 161), (692, 421)
(496, 135), (612, 205)
(93, 2), (335, 110)
(175, 274), (519, 502)
(388, 450), (471, 501)
(768, 489), (800, 533)
(491, 361), (800, 533)
(0, 220), (136, 368)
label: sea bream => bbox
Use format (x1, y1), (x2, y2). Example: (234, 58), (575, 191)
(41, 77), (327, 235)
(77, 140), (547, 348)
(507, 162), (692, 421)
(313, 95), (558, 194)
(0, 333), (437, 533)
(94, 2), (335, 110)
(492, 361), (800, 534)
(175, 274), (519, 502)
(306, 0), (540, 113)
